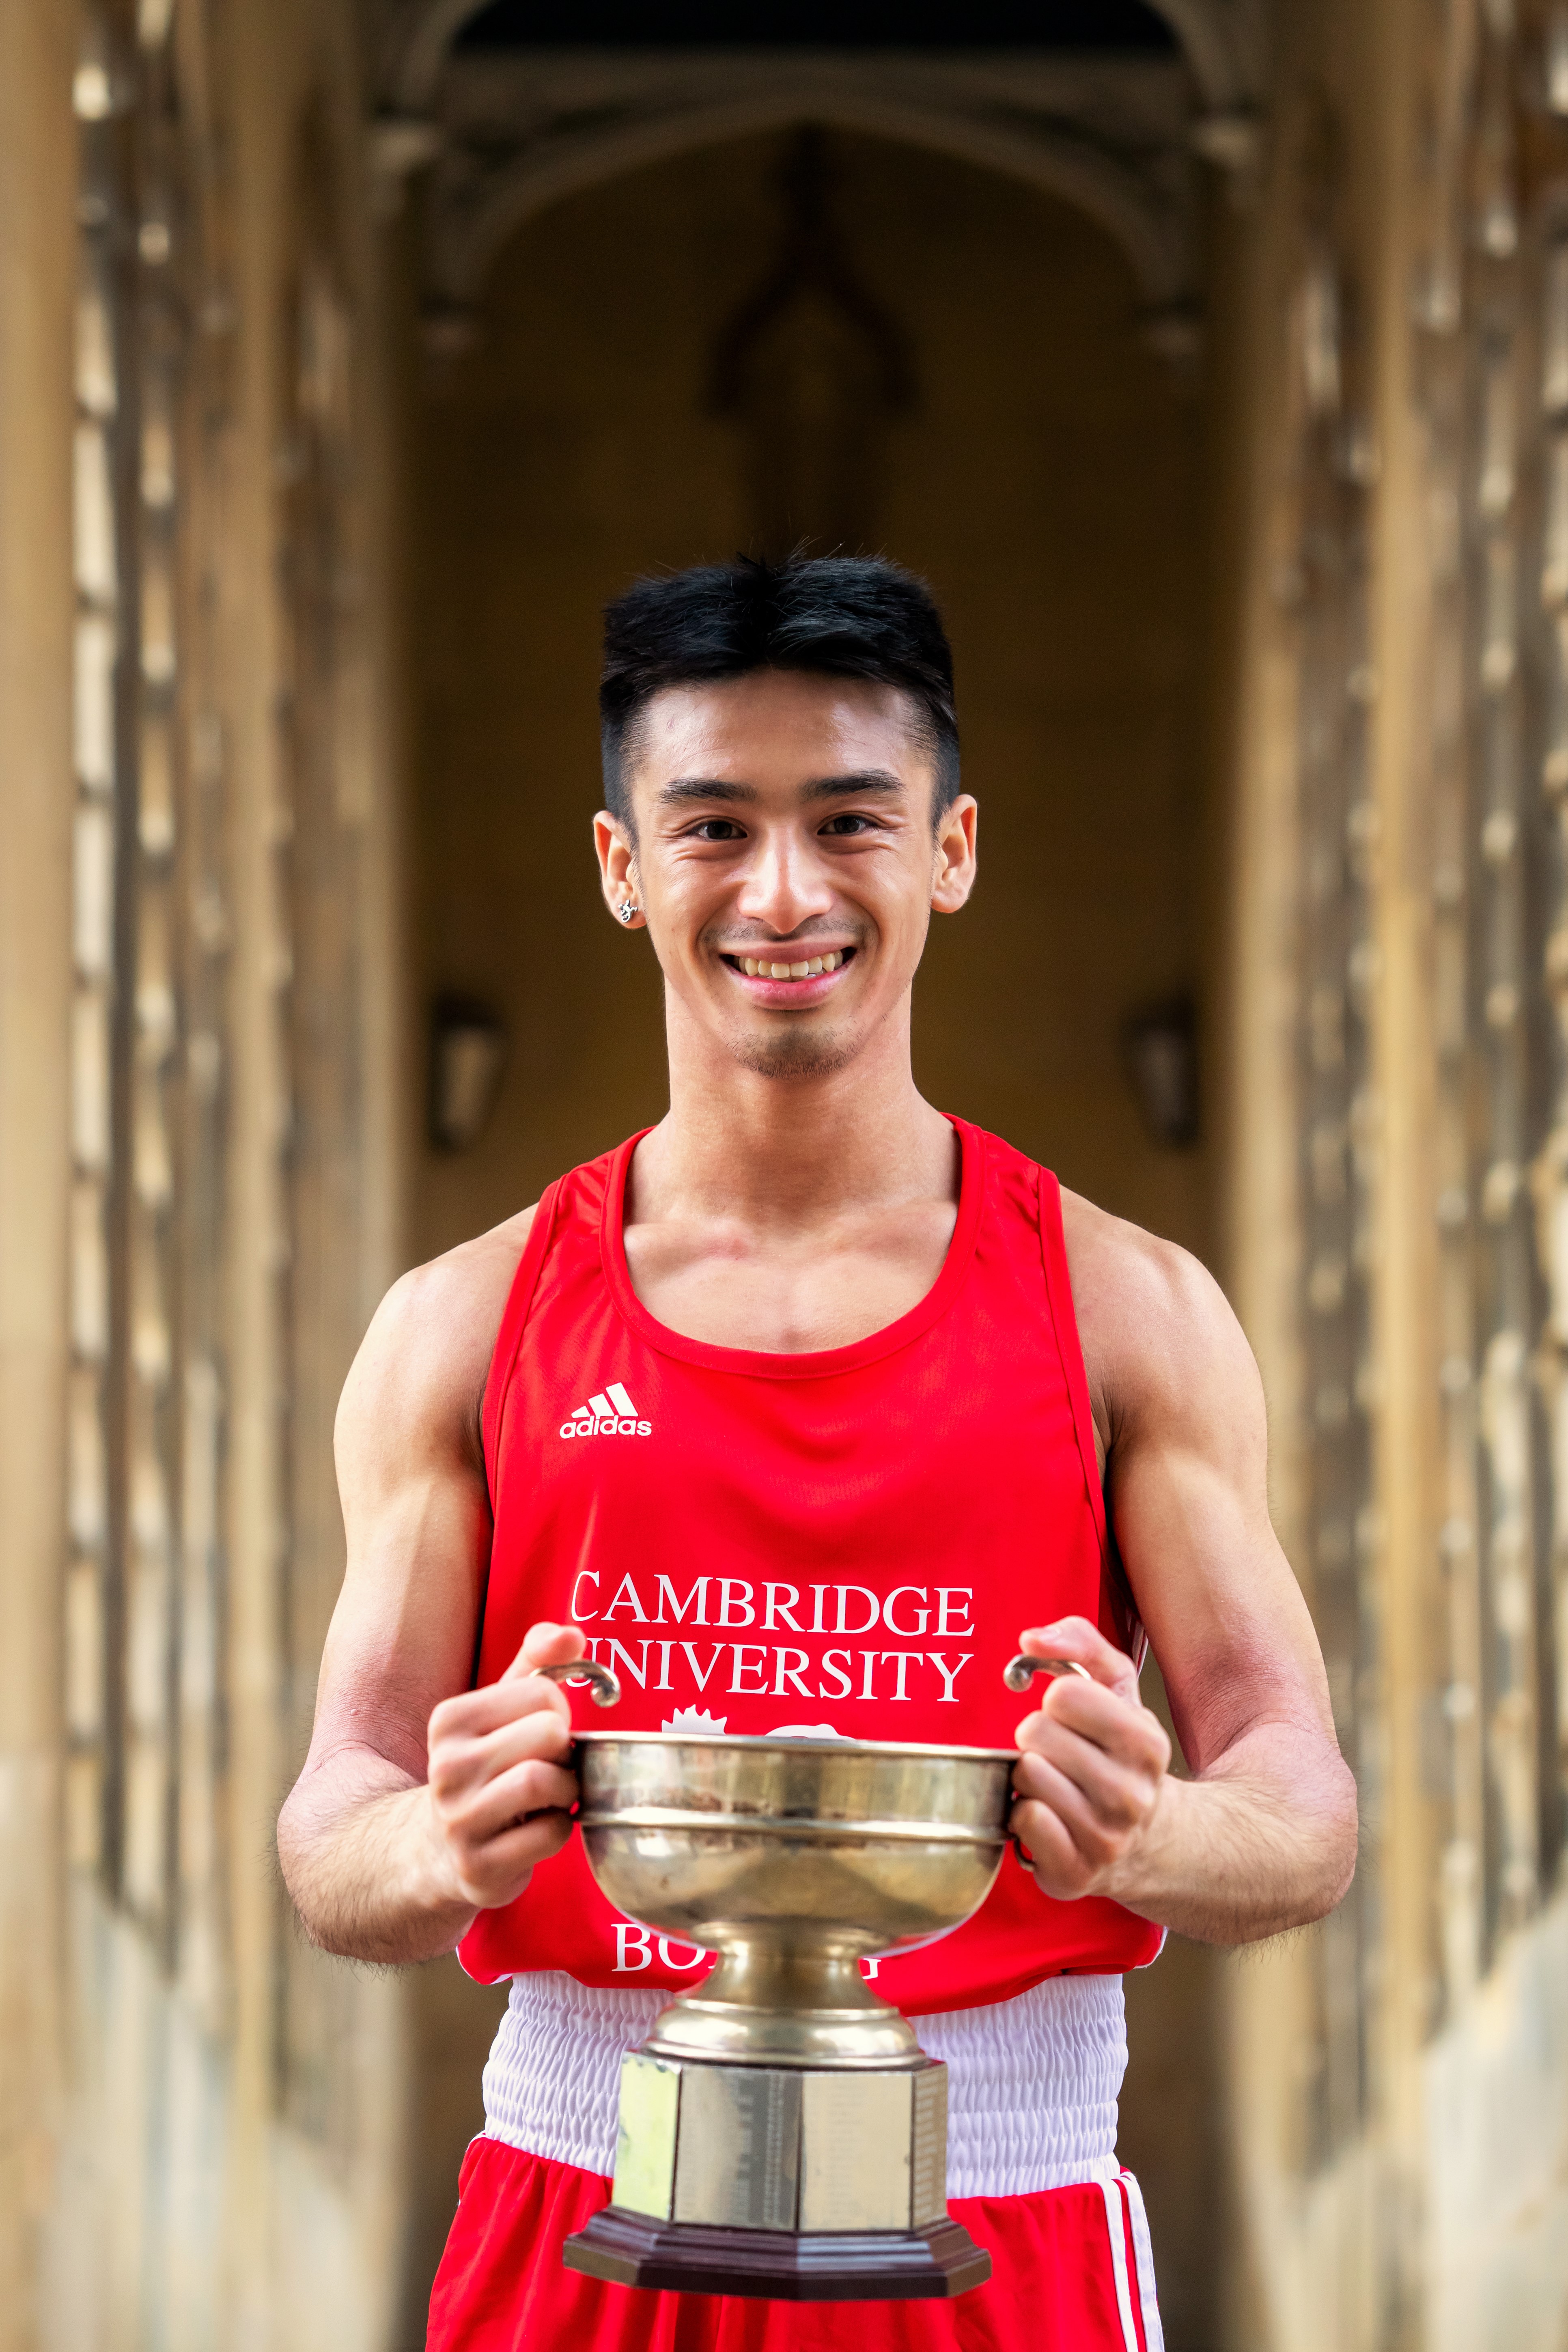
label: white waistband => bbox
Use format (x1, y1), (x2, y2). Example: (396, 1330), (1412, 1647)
(481, 1970), (1126, 2200)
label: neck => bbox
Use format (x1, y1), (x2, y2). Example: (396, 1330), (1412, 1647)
(635, 991), (956, 1231)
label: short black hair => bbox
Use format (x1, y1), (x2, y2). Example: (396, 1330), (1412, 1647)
(599, 553), (960, 828)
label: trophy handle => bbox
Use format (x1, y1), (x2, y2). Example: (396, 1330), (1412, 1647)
(1001, 1654), (1093, 1693)
(535, 1656), (622, 1708)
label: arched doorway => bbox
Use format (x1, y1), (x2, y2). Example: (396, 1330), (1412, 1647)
(405, 120), (1220, 2347)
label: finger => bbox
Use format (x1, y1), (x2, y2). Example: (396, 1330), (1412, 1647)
(1013, 1736), (1155, 1838)
(1011, 1757), (1131, 1871)
(441, 1758), (581, 1845)
(1016, 1681), (1170, 1769)
(1009, 1796), (1088, 1891)
(469, 1703), (577, 1778)
(450, 1810), (575, 1905)
(431, 1670), (572, 1748)
(1015, 1617), (1139, 1699)
(430, 1704), (577, 1798)
(506, 1621), (587, 1678)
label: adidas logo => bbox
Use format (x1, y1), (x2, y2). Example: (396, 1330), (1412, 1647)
(558, 1381), (653, 1440)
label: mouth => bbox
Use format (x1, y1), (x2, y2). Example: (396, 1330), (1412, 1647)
(718, 946), (857, 1002)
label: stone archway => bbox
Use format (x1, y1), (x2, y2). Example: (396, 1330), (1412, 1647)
(364, 0), (1268, 351)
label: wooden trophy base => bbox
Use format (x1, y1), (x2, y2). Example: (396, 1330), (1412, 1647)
(562, 2206), (993, 2301)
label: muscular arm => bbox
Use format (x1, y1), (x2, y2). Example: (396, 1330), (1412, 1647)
(277, 1210), (586, 1964)
(1010, 1204), (1357, 1945)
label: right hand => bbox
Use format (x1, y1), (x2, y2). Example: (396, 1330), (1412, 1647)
(424, 1620), (587, 1911)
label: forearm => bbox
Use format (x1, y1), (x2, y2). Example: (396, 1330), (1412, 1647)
(278, 1746), (480, 1965)
(1102, 1724), (1357, 1945)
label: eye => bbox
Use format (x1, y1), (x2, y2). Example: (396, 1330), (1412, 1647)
(819, 812), (877, 836)
(690, 818), (746, 842)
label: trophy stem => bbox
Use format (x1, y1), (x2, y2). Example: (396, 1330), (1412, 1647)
(644, 1941), (924, 2067)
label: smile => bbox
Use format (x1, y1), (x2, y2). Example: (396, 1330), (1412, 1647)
(723, 949), (850, 979)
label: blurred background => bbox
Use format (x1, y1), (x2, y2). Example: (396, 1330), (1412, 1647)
(1, 1), (1566, 2348)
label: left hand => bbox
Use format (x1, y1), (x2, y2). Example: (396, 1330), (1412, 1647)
(1010, 1616), (1171, 1902)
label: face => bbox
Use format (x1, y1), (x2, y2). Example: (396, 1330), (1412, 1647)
(594, 670), (978, 1082)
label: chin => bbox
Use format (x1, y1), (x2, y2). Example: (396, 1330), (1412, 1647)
(727, 1022), (862, 1081)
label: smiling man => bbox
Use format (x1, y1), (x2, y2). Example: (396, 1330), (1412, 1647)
(278, 555), (1356, 2352)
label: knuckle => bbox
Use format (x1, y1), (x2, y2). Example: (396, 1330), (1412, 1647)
(434, 1734), (482, 1785)
(447, 1791), (492, 1843)
(439, 1805), (476, 1852)
(517, 1671), (566, 1712)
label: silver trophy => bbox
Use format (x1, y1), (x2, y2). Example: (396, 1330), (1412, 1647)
(539, 1650), (1072, 2301)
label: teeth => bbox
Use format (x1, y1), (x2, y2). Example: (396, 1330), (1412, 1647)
(737, 950), (845, 977)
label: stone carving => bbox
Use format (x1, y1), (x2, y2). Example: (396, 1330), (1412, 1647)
(709, 125), (915, 553)
(361, 0), (1275, 355)
(68, 0), (237, 2013)
(1284, 154), (1381, 2153)
(1413, 0), (1568, 1996)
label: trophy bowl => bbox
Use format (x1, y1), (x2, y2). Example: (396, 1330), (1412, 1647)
(557, 1706), (1020, 2301)
(575, 1729), (1017, 2068)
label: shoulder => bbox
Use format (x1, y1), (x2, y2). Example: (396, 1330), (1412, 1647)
(1058, 1187), (1255, 1445)
(336, 1202), (540, 1483)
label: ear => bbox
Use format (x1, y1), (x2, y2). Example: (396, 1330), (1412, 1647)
(931, 795), (978, 915)
(593, 812), (646, 928)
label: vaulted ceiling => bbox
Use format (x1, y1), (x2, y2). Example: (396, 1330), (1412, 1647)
(362, 0), (1271, 354)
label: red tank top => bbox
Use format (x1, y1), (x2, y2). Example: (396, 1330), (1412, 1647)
(459, 1118), (1163, 2011)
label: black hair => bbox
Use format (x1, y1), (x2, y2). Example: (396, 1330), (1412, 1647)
(599, 553), (960, 828)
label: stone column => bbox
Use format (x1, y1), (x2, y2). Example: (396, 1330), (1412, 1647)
(0, 5), (77, 2349)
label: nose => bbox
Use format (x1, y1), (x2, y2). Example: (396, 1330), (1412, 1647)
(734, 823), (836, 937)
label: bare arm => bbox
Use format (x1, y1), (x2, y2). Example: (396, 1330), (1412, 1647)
(1010, 1207), (1357, 1945)
(277, 1210), (586, 1964)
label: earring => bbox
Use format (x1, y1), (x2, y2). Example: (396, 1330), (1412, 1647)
(618, 900), (638, 924)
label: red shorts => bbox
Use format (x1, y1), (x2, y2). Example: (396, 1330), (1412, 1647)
(427, 2138), (1162, 2351)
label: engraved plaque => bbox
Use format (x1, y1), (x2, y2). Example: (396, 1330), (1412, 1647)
(612, 2051), (681, 2219)
(799, 2071), (913, 2233)
(672, 2065), (802, 2231)
(910, 2063), (948, 2226)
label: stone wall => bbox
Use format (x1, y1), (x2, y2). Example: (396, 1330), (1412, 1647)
(0, 3), (412, 2347)
(1217, 1), (1568, 2345)
(0, 4), (78, 2347)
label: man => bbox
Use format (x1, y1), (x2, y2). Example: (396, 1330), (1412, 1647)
(279, 555), (1355, 2351)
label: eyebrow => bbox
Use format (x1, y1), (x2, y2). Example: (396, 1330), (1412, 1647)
(655, 770), (907, 807)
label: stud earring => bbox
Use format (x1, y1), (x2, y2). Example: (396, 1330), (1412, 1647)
(618, 900), (638, 924)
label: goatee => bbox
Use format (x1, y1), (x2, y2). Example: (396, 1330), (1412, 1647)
(730, 1027), (859, 1081)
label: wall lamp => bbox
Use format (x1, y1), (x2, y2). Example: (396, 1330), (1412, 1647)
(429, 993), (508, 1153)
(1123, 993), (1200, 1149)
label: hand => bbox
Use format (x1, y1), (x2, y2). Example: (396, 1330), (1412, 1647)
(424, 1620), (587, 1911)
(1009, 1616), (1171, 1902)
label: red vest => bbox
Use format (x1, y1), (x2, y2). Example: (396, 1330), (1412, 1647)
(459, 1118), (1163, 2010)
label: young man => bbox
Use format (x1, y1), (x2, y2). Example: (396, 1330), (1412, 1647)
(279, 555), (1355, 2351)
